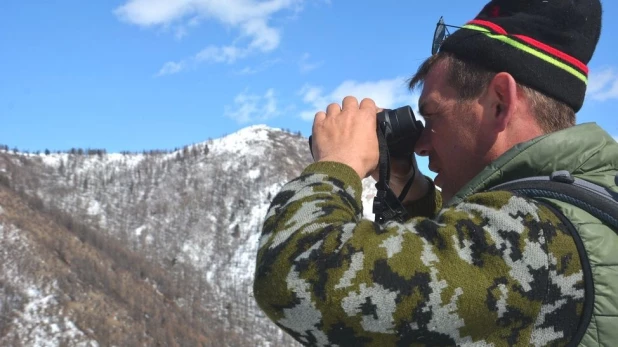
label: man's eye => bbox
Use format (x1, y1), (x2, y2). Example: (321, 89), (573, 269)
(422, 112), (435, 120)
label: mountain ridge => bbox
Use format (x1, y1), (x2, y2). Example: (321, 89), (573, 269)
(0, 124), (378, 346)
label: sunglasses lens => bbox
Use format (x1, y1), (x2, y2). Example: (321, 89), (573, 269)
(432, 17), (447, 54)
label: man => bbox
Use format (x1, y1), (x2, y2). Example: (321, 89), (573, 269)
(254, 0), (617, 346)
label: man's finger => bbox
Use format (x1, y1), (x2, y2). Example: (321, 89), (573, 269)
(314, 111), (326, 124)
(326, 103), (341, 116)
(342, 96), (359, 111)
(359, 98), (377, 111)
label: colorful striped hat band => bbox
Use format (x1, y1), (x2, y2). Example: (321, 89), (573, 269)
(463, 20), (588, 85)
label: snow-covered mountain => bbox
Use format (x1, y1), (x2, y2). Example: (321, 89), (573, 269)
(0, 124), (378, 346)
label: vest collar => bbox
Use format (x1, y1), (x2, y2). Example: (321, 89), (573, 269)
(446, 122), (618, 206)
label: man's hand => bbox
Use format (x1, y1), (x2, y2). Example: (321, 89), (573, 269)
(311, 96), (379, 179)
(370, 156), (430, 203)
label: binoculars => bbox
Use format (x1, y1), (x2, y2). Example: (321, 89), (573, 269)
(376, 105), (424, 158)
(308, 105), (424, 160)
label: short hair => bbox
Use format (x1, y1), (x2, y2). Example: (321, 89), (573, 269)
(407, 52), (575, 133)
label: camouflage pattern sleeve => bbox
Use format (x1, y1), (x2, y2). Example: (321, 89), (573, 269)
(253, 161), (584, 346)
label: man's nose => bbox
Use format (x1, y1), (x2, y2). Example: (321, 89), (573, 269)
(414, 128), (431, 157)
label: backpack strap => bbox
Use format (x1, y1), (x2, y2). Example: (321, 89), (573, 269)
(488, 170), (618, 230)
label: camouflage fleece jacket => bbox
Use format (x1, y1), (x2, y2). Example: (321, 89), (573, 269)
(253, 161), (584, 346)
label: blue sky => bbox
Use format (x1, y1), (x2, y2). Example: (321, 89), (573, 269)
(1, 0), (617, 177)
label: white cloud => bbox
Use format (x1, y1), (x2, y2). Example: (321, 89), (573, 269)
(299, 53), (323, 73)
(156, 61), (186, 76)
(587, 67), (618, 101)
(174, 26), (188, 40)
(196, 45), (246, 64)
(234, 58), (282, 75)
(235, 67), (257, 75)
(115, 0), (302, 73)
(225, 88), (280, 124)
(298, 77), (420, 121)
(242, 18), (281, 52)
(154, 45), (246, 76)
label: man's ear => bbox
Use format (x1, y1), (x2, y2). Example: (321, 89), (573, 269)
(486, 72), (518, 132)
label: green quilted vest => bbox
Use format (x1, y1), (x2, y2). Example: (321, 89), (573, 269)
(446, 123), (618, 346)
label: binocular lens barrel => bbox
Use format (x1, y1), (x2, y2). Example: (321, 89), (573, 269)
(377, 106), (424, 158)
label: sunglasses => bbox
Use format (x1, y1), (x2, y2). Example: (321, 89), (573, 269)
(432, 16), (464, 54)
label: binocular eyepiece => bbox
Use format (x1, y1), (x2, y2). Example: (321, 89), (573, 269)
(377, 105), (424, 158)
(308, 105), (424, 160)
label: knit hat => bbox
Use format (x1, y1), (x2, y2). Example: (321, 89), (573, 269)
(438, 0), (602, 112)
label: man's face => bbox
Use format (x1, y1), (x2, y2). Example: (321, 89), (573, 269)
(414, 60), (496, 202)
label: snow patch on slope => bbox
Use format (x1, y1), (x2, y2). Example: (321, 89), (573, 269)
(15, 286), (98, 347)
(39, 152), (146, 172)
(0, 224), (98, 346)
(209, 124), (275, 158)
